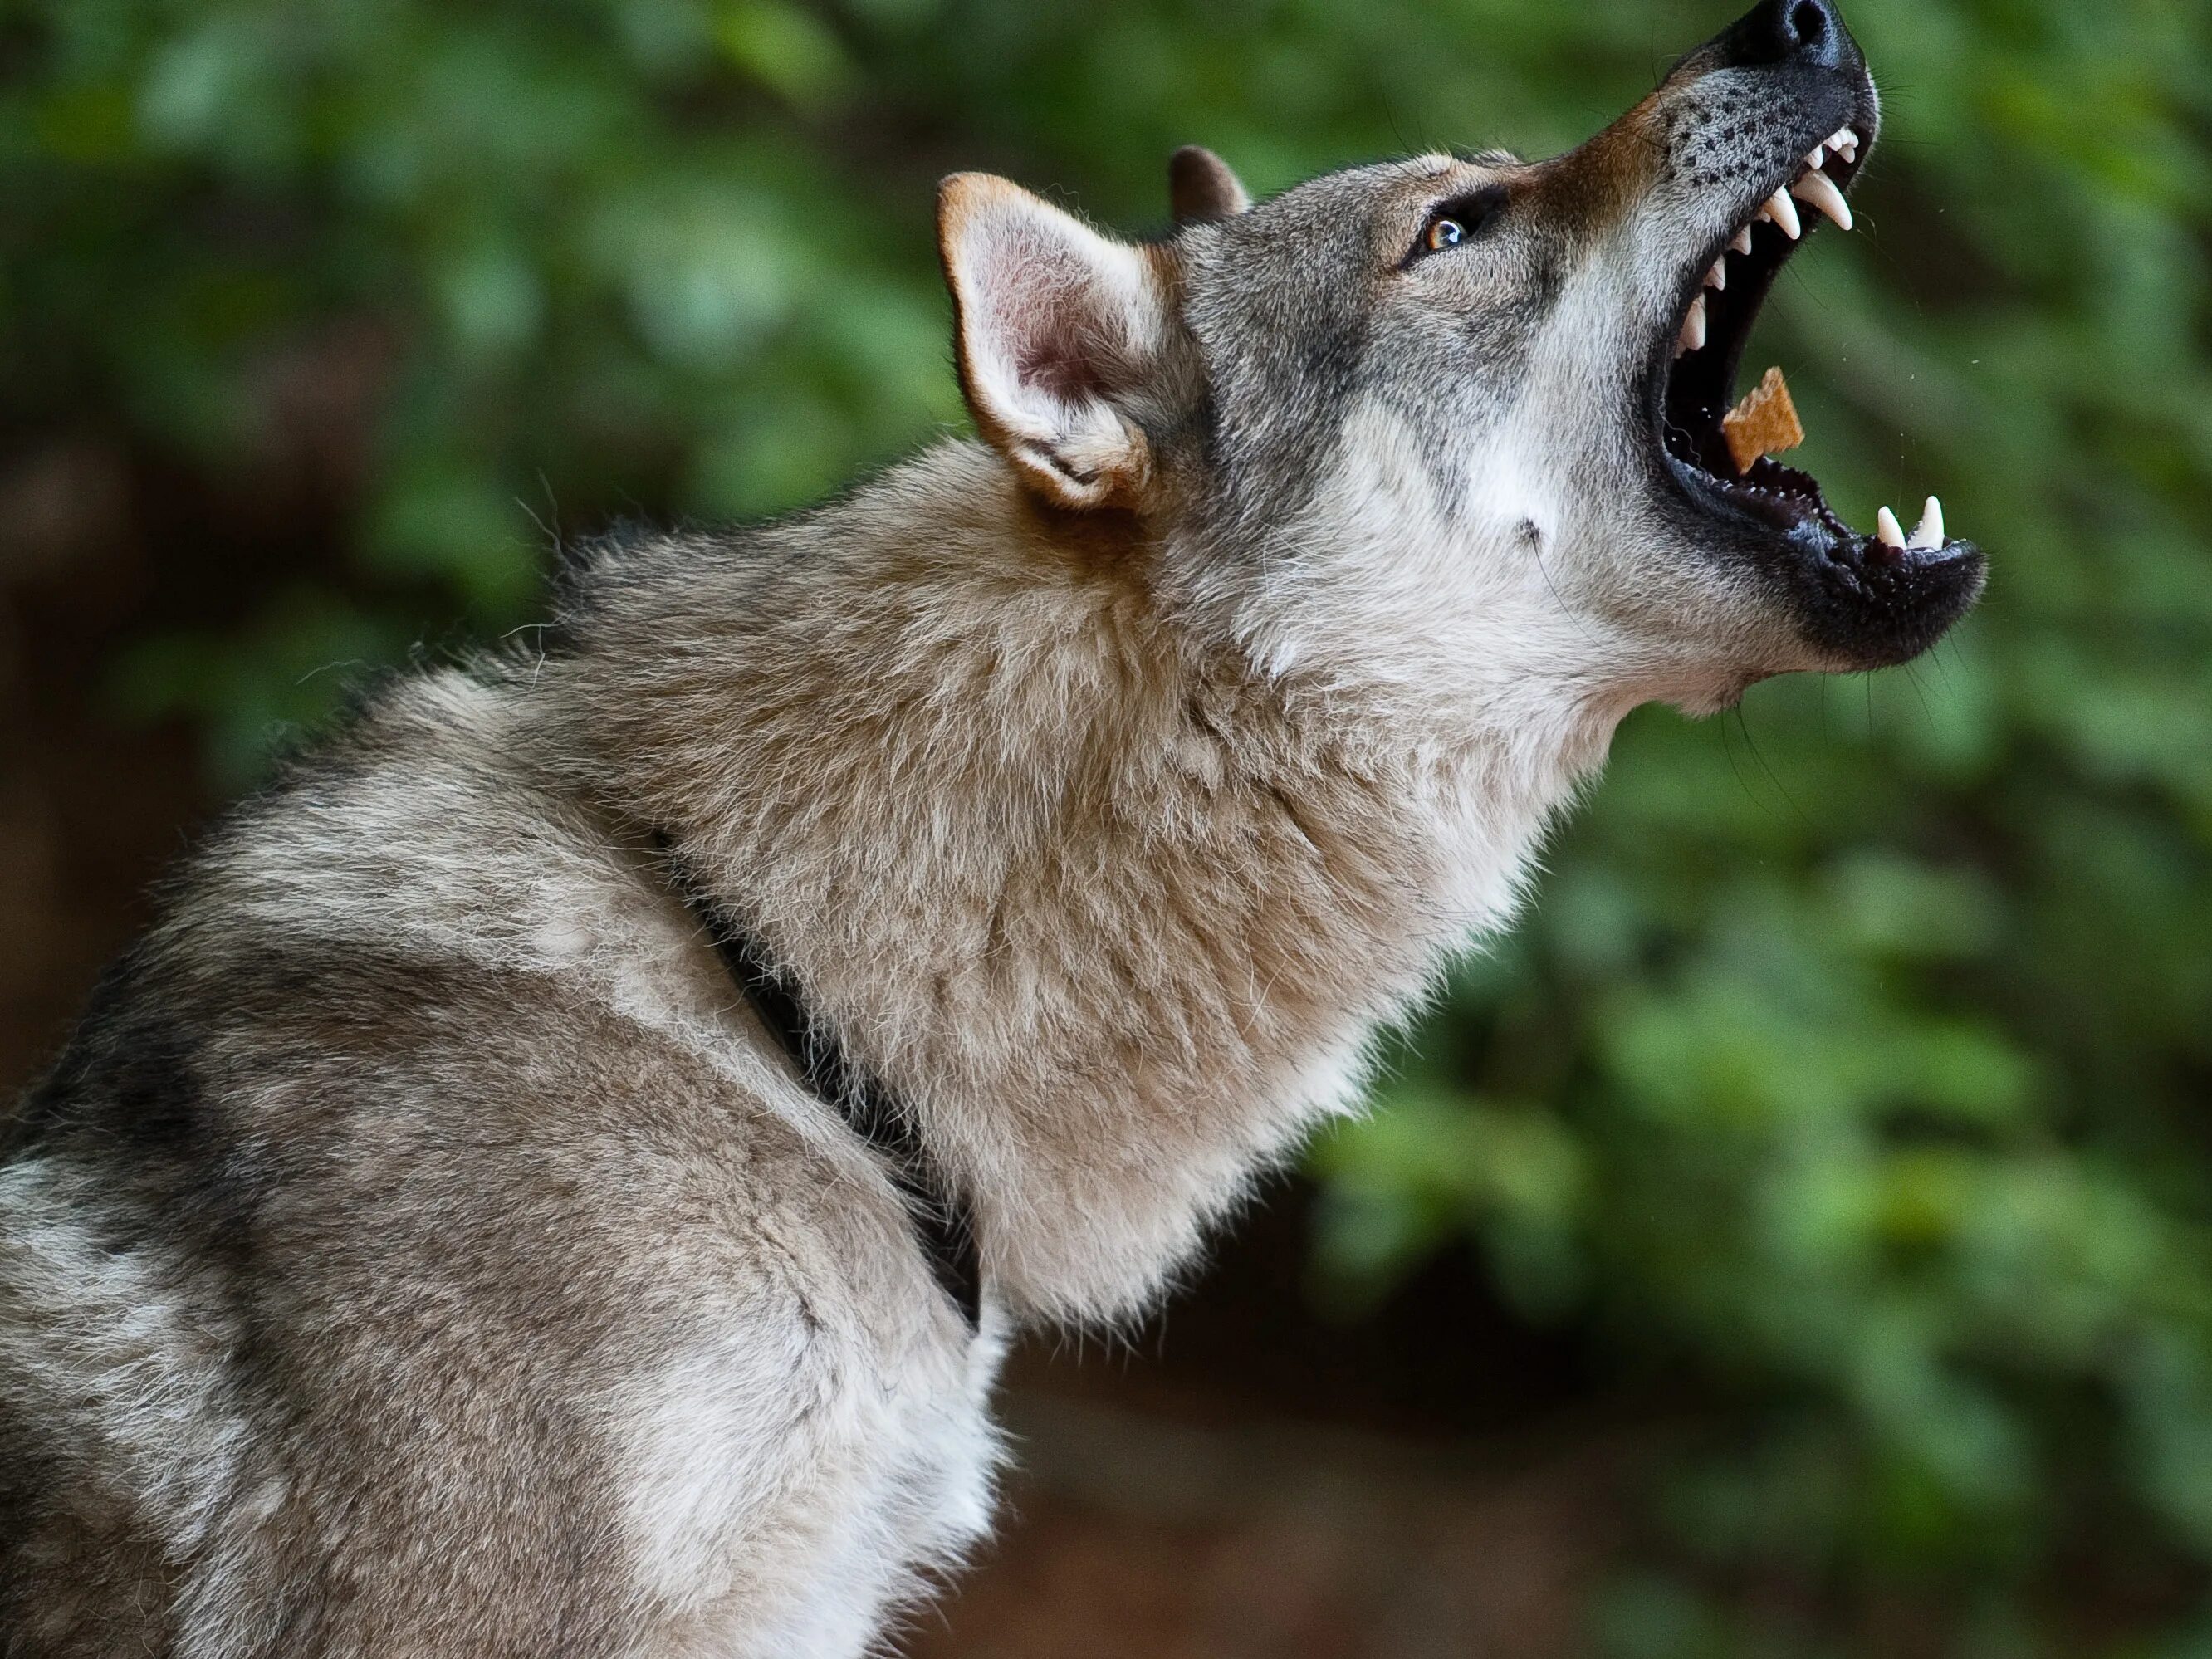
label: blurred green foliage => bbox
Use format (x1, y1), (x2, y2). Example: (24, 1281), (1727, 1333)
(7, 0), (2212, 1650)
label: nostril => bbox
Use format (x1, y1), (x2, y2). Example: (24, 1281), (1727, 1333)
(1719, 0), (1846, 69)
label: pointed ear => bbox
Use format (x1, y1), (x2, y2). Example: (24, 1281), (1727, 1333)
(937, 173), (1166, 511)
(1168, 146), (1250, 226)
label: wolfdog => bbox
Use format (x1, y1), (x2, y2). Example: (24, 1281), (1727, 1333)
(0, 1), (1981, 1652)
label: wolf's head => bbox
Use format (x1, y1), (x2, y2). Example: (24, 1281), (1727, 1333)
(937, 0), (1983, 719)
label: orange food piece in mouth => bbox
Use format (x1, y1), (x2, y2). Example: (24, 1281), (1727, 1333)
(1721, 366), (1804, 473)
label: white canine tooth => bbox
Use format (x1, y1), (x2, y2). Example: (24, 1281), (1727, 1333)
(1705, 256), (1727, 291)
(1765, 188), (1801, 239)
(1877, 505), (1906, 549)
(1909, 495), (1945, 549)
(1730, 225), (1754, 256)
(1791, 166), (1853, 231)
(1680, 292), (1707, 354)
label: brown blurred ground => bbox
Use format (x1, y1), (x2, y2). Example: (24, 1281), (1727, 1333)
(0, 446), (1641, 1658)
(905, 1376), (1639, 1659)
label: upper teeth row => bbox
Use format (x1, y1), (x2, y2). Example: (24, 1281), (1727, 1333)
(1679, 126), (1861, 357)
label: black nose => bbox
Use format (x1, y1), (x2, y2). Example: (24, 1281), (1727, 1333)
(1714, 0), (1848, 70)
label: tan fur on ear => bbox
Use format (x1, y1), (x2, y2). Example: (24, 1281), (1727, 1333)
(937, 173), (1160, 511)
(1168, 145), (1250, 225)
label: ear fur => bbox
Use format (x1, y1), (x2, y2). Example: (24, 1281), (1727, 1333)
(937, 173), (1162, 511)
(1168, 145), (1250, 225)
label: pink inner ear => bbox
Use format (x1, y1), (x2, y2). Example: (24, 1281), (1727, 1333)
(975, 223), (1113, 404)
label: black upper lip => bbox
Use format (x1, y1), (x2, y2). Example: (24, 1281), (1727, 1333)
(1647, 105), (1877, 553)
(1635, 90), (1988, 666)
(1619, 0), (1988, 667)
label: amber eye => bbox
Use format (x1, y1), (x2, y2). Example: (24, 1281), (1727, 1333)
(1407, 188), (1505, 264)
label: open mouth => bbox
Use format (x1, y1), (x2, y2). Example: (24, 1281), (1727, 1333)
(1655, 126), (1973, 595)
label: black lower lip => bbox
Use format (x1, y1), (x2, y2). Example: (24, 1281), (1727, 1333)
(1664, 438), (1987, 666)
(1664, 445), (1840, 538)
(1788, 536), (1989, 668)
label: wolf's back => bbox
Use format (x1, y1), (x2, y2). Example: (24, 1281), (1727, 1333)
(0, 665), (644, 1654)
